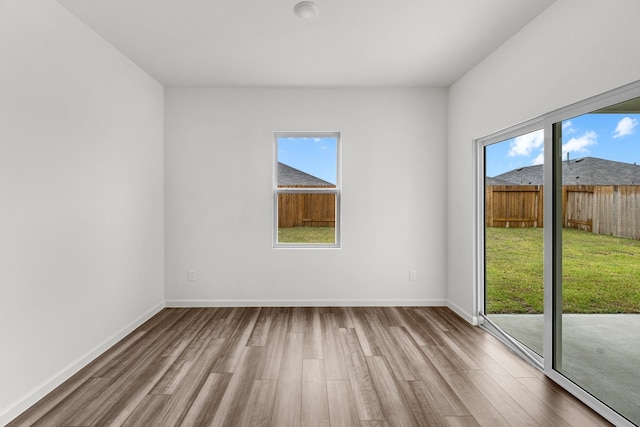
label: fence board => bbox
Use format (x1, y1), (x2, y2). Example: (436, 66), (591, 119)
(565, 185), (593, 232)
(485, 185), (542, 228)
(278, 192), (336, 228)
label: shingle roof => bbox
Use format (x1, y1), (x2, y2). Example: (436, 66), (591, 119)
(491, 157), (640, 185)
(278, 162), (335, 187)
(485, 176), (515, 186)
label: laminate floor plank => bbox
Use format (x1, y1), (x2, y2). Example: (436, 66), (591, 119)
(435, 367), (510, 427)
(461, 369), (539, 427)
(331, 306), (355, 329)
(517, 376), (613, 427)
(256, 311), (290, 380)
(141, 339), (228, 425)
(338, 328), (385, 421)
(346, 307), (377, 357)
(6, 310), (183, 427)
(88, 355), (179, 426)
(326, 380), (359, 427)
(211, 307), (261, 373)
(472, 353), (573, 427)
(247, 307), (275, 347)
(405, 308), (480, 372)
(382, 307), (407, 328)
(387, 326), (471, 418)
(359, 421), (390, 427)
(270, 332), (304, 427)
(150, 317), (225, 395)
(76, 310), (203, 425)
(400, 380), (446, 426)
(289, 306), (307, 333)
(211, 346), (264, 426)
(91, 308), (192, 379)
(160, 307), (211, 357)
(302, 359), (331, 427)
(434, 309), (540, 379)
(240, 380), (278, 427)
(29, 377), (113, 427)
(363, 315), (416, 381)
(8, 307), (612, 427)
(217, 307), (246, 340)
(321, 313), (350, 380)
(121, 393), (172, 427)
(303, 307), (324, 359)
(180, 372), (232, 426)
(445, 416), (482, 427)
(365, 356), (418, 427)
(6, 339), (130, 427)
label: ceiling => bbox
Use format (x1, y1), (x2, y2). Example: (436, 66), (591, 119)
(55, 0), (556, 88)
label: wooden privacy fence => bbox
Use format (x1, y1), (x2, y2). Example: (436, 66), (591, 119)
(485, 185), (544, 228)
(278, 186), (336, 228)
(486, 185), (640, 240)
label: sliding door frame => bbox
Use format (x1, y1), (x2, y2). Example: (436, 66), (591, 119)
(476, 80), (640, 427)
(474, 119), (544, 369)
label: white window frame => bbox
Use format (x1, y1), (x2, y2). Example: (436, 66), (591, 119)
(273, 131), (341, 249)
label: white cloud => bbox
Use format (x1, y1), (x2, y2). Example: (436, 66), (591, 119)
(508, 129), (544, 157)
(563, 120), (577, 135)
(531, 152), (545, 165)
(613, 117), (639, 138)
(562, 130), (597, 156)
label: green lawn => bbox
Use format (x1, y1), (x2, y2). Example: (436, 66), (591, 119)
(486, 227), (640, 314)
(278, 226), (335, 244)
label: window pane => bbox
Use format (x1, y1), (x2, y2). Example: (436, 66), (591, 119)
(275, 133), (339, 247)
(277, 136), (337, 186)
(278, 193), (336, 244)
(555, 98), (640, 424)
(484, 129), (544, 357)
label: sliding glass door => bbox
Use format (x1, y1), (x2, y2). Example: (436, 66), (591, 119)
(479, 84), (640, 426)
(483, 127), (545, 360)
(553, 98), (640, 425)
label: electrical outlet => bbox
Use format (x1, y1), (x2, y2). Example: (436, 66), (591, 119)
(188, 270), (196, 282)
(409, 269), (417, 281)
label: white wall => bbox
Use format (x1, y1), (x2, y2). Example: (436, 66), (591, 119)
(0, 0), (165, 422)
(165, 88), (448, 306)
(447, 0), (640, 320)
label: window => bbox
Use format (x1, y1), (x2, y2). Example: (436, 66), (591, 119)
(273, 132), (340, 248)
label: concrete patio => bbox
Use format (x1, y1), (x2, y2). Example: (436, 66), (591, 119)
(490, 314), (640, 424)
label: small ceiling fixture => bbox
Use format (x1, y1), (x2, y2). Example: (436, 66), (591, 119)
(293, 1), (319, 20)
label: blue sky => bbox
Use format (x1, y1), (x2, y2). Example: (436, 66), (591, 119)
(486, 114), (640, 177)
(277, 136), (338, 184)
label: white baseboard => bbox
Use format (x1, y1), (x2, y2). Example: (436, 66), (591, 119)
(165, 298), (448, 308)
(447, 300), (479, 325)
(0, 301), (165, 426)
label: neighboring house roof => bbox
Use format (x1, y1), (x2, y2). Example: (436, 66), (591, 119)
(485, 176), (515, 186)
(278, 162), (335, 187)
(490, 157), (640, 185)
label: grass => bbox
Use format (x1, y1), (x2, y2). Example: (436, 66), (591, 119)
(486, 227), (640, 314)
(278, 226), (336, 244)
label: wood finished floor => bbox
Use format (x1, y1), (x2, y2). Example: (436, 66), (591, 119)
(8, 307), (612, 427)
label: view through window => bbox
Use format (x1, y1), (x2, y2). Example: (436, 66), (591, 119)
(484, 129), (545, 357)
(274, 132), (340, 247)
(554, 103), (640, 425)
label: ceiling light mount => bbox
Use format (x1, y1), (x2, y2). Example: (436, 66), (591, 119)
(293, 1), (319, 20)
